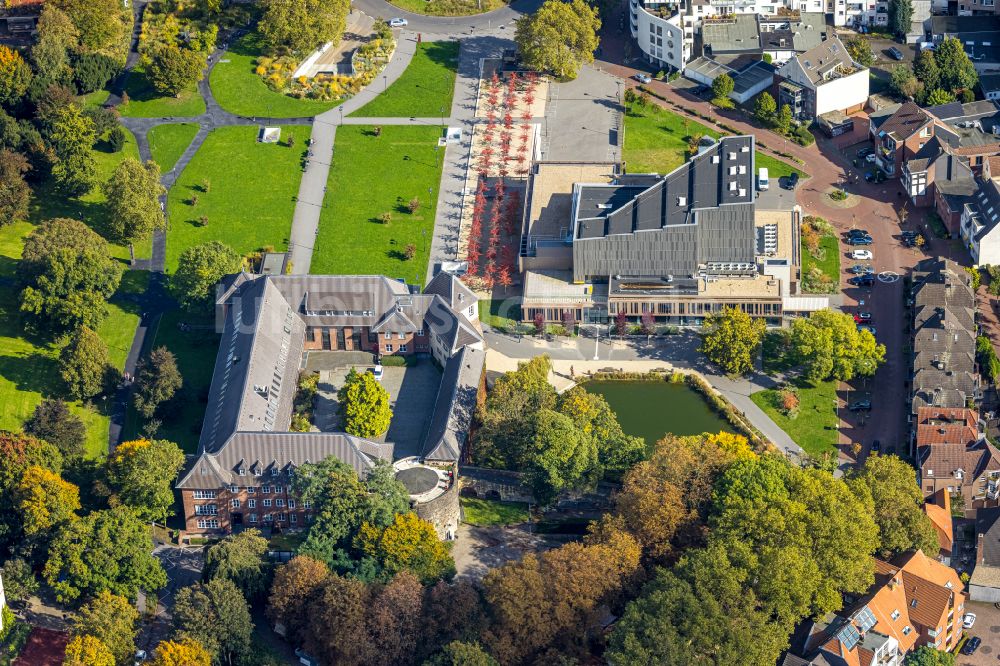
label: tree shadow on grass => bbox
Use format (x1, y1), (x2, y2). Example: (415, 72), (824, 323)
(0, 350), (62, 397)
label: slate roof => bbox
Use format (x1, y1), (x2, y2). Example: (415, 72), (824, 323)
(969, 179), (1000, 242)
(176, 432), (393, 489)
(911, 258), (979, 412)
(927, 15), (1000, 35)
(182, 271), (484, 495)
(793, 37), (856, 86)
(982, 73), (1000, 97)
(421, 346), (486, 461)
(877, 101), (932, 142)
(976, 507), (1000, 567)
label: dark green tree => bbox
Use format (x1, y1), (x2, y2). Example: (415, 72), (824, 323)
(776, 104), (793, 134)
(888, 0), (913, 38)
(43, 505), (167, 603)
(173, 578), (252, 666)
(59, 326), (112, 400)
(934, 37), (979, 93)
(103, 157), (165, 245)
(132, 347), (181, 419)
(24, 398), (86, 458)
(711, 73), (735, 105)
(0, 149), (31, 227)
(754, 91), (777, 125)
(47, 103), (97, 197)
(905, 646), (956, 666)
(73, 53), (119, 93)
(106, 438), (186, 523)
(203, 529), (270, 599)
(849, 455), (940, 557)
(170, 241), (243, 311)
(146, 44), (206, 97)
(913, 50), (941, 96)
(845, 36), (876, 67)
(524, 408), (599, 504)
(0, 557), (38, 602)
(259, 0), (352, 55)
(107, 126), (126, 153)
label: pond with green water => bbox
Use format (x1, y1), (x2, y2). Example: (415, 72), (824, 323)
(583, 380), (734, 445)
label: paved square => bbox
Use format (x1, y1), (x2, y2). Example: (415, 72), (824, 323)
(313, 360), (442, 459)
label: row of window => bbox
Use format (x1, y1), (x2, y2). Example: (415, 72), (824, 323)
(247, 513), (298, 524)
(384, 331), (423, 339)
(384, 344), (407, 353)
(237, 467), (286, 477)
(225, 485), (289, 494)
(232, 498), (297, 509)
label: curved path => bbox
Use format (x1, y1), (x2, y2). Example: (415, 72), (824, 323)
(353, 0), (542, 34)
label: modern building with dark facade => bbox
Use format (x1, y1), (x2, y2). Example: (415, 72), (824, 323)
(176, 272), (485, 538)
(518, 135), (828, 326)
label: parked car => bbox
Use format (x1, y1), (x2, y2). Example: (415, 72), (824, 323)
(371, 364), (384, 381)
(961, 637), (981, 655)
(692, 85), (708, 95)
(850, 249), (873, 260)
(887, 46), (904, 60)
(871, 440), (881, 452)
(901, 230), (919, 238)
(865, 153), (877, 163)
(389, 17), (408, 27)
(849, 274), (876, 286)
(854, 312), (873, 322)
(849, 399), (873, 411)
(847, 235), (873, 246)
(964, 613), (977, 629)
(857, 147), (873, 158)
(847, 228), (871, 237)
(633, 73), (652, 84)
(848, 264), (874, 275)
(784, 172), (800, 190)
(857, 324), (877, 335)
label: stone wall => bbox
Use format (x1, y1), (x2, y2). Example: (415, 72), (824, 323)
(416, 471), (461, 540)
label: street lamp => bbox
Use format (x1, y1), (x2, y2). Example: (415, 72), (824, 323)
(383, 75), (387, 92)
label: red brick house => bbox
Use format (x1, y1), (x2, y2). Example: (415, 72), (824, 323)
(177, 272), (485, 536)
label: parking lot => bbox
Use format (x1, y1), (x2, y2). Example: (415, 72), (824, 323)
(957, 601), (1000, 665)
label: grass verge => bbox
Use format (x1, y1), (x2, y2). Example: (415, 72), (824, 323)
(148, 123), (200, 173)
(350, 41), (459, 117)
(310, 125), (444, 284)
(750, 379), (838, 456)
(461, 497), (530, 526)
(164, 124), (309, 272)
(802, 234), (841, 294)
(119, 65), (207, 118)
(756, 152), (805, 179)
(385, 0), (505, 15)
(209, 33), (341, 118)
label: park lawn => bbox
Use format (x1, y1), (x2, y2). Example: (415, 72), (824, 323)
(119, 65), (207, 118)
(30, 128), (152, 262)
(478, 299), (520, 331)
(123, 308), (217, 453)
(210, 33), (341, 118)
(756, 152), (805, 179)
(0, 272), (145, 459)
(79, 89), (110, 110)
(164, 124), (309, 272)
(386, 0), (504, 15)
(750, 379), (838, 456)
(802, 233), (841, 293)
(148, 122), (200, 173)
(311, 125), (444, 284)
(460, 497), (530, 526)
(623, 101), (720, 173)
(0, 220), (33, 280)
(624, 103), (805, 180)
(350, 41), (459, 118)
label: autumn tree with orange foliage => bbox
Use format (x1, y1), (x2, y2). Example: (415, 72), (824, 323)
(63, 635), (114, 666)
(15, 465), (79, 536)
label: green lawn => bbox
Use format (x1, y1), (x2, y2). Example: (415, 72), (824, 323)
(164, 125), (309, 272)
(802, 233), (841, 294)
(461, 497), (530, 526)
(386, 0), (505, 15)
(30, 128), (151, 262)
(310, 125), (444, 284)
(79, 89), (110, 110)
(478, 299), (520, 332)
(148, 123), (200, 173)
(623, 101), (720, 173)
(119, 65), (207, 118)
(350, 41), (459, 118)
(750, 379), (838, 456)
(209, 33), (341, 118)
(756, 152), (805, 179)
(124, 308), (217, 453)
(623, 102), (804, 179)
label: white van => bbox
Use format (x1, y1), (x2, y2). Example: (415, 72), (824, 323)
(758, 167), (769, 191)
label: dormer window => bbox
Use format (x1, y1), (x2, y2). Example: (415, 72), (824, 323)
(238, 468), (246, 476)
(254, 469), (262, 477)
(271, 468), (279, 477)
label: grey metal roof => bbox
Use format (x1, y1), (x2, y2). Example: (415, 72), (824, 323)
(684, 56), (734, 81)
(971, 179), (1000, 242)
(176, 432), (393, 489)
(732, 60), (775, 96)
(927, 15), (1000, 36)
(421, 346), (486, 461)
(981, 73), (1000, 95)
(977, 507), (1000, 567)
